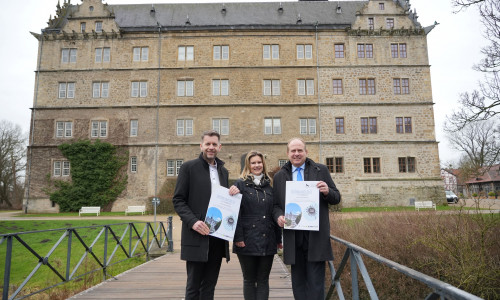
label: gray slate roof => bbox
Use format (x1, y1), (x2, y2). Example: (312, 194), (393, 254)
(109, 1), (367, 30)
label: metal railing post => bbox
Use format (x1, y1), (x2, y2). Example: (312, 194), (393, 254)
(103, 226), (109, 280)
(167, 216), (173, 252)
(66, 229), (72, 281)
(350, 249), (359, 300)
(2, 236), (13, 300)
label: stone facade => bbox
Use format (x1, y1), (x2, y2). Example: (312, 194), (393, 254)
(24, 0), (444, 212)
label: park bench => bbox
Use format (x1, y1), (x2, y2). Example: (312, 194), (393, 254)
(125, 205), (146, 215)
(414, 201), (436, 211)
(79, 206), (101, 216)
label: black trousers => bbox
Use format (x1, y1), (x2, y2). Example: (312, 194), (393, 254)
(237, 254), (275, 300)
(291, 232), (325, 300)
(185, 237), (225, 300)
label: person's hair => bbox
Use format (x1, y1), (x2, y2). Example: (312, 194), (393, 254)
(240, 150), (272, 185)
(201, 130), (221, 142)
(286, 137), (307, 151)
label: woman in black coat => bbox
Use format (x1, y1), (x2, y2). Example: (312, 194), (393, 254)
(233, 150), (281, 300)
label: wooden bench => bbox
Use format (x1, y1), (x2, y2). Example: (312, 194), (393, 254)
(415, 201), (436, 211)
(79, 206), (101, 216)
(125, 205), (146, 215)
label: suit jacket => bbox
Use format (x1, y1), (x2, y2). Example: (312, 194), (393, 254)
(173, 153), (230, 262)
(272, 158), (341, 264)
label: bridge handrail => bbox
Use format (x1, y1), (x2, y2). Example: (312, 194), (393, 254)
(327, 234), (483, 300)
(1, 217), (174, 300)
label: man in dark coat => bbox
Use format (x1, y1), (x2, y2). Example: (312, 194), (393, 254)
(273, 138), (341, 300)
(173, 130), (231, 300)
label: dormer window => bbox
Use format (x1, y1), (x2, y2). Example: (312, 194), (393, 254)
(379, 3), (385, 10)
(95, 21), (102, 33)
(89, 6), (94, 12)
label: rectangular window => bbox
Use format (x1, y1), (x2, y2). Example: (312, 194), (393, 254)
(379, 3), (385, 10)
(364, 157), (381, 173)
(386, 18), (394, 29)
(264, 118), (281, 135)
(131, 156), (137, 173)
(334, 44), (344, 58)
(167, 160), (184, 176)
(394, 78), (410, 94)
(405, 117), (412, 133)
(368, 18), (374, 30)
(133, 47), (149, 61)
(361, 117), (377, 134)
(177, 80), (194, 97)
(213, 118), (230, 135)
(91, 120), (107, 138)
(299, 118), (316, 135)
(213, 45), (229, 60)
(263, 44), (279, 60)
(54, 161), (61, 176)
(263, 80), (280, 96)
(279, 159), (287, 168)
(359, 79), (376, 95)
(95, 21), (102, 32)
(93, 82), (109, 98)
(176, 119), (193, 136)
(297, 79), (314, 96)
(399, 157), (416, 173)
(61, 48), (77, 63)
(58, 82), (75, 98)
(178, 46), (194, 61)
(357, 44), (373, 58)
(54, 161), (71, 177)
(357, 44), (365, 58)
(396, 117), (404, 133)
(212, 79), (229, 96)
(335, 117), (344, 134)
(95, 47), (110, 62)
(332, 79), (343, 95)
(131, 81), (147, 98)
(80, 22), (86, 32)
(391, 43), (407, 58)
(56, 121), (72, 138)
(326, 157), (344, 173)
(130, 119), (138, 137)
(399, 43), (407, 58)
(297, 44), (312, 59)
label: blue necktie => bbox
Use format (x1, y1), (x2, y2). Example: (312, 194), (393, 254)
(296, 167), (303, 181)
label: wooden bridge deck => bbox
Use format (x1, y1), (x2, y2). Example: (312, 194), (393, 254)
(70, 252), (294, 299)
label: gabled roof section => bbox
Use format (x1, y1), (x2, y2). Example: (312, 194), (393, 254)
(465, 164), (500, 184)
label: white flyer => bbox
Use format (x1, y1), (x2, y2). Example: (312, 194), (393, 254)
(204, 185), (242, 241)
(284, 181), (320, 231)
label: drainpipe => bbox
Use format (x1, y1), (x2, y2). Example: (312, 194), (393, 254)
(315, 22), (322, 163)
(25, 30), (44, 214)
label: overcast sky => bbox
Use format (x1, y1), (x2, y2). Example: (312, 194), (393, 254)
(0, 0), (486, 166)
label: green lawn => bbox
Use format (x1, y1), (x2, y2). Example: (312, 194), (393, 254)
(0, 220), (159, 299)
(337, 205), (482, 213)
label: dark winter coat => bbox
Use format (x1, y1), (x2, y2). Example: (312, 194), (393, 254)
(233, 176), (281, 256)
(172, 153), (230, 262)
(272, 158), (341, 265)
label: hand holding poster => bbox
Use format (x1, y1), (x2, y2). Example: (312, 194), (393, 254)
(284, 181), (319, 231)
(204, 185), (242, 241)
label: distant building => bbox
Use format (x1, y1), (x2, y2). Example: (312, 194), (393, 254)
(24, 0), (444, 212)
(465, 164), (500, 197)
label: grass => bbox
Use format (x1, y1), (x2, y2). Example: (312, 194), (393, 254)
(0, 220), (159, 299)
(9, 211), (153, 218)
(337, 204), (486, 213)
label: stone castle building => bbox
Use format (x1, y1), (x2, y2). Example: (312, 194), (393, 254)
(24, 0), (444, 212)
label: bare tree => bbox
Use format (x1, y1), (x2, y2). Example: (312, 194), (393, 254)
(446, 119), (500, 178)
(447, 0), (500, 130)
(0, 120), (27, 208)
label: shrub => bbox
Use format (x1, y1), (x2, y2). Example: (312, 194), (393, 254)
(488, 191), (496, 197)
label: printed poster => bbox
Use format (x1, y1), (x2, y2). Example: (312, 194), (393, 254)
(204, 185), (242, 241)
(284, 181), (320, 231)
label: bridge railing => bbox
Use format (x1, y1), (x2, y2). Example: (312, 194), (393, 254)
(327, 234), (483, 300)
(1, 217), (173, 300)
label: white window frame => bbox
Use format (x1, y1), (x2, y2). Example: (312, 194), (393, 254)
(178, 46), (194, 61)
(298, 79), (314, 96)
(299, 118), (316, 135)
(212, 79), (229, 96)
(93, 82), (109, 98)
(263, 80), (280, 96)
(212, 118), (229, 135)
(263, 44), (279, 60)
(95, 21), (103, 32)
(91, 120), (107, 138)
(95, 47), (110, 62)
(213, 45), (229, 60)
(131, 81), (147, 98)
(80, 22), (86, 32)
(279, 159), (287, 168)
(58, 82), (75, 98)
(176, 119), (193, 136)
(177, 80), (194, 97)
(264, 118), (281, 135)
(297, 44), (312, 59)
(54, 161), (70, 177)
(167, 159), (183, 176)
(56, 121), (73, 138)
(61, 48), (77, 63)
(131, 156), (137, 173)
(133, 47), (149, 61)
(130, 119), (138, 137)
